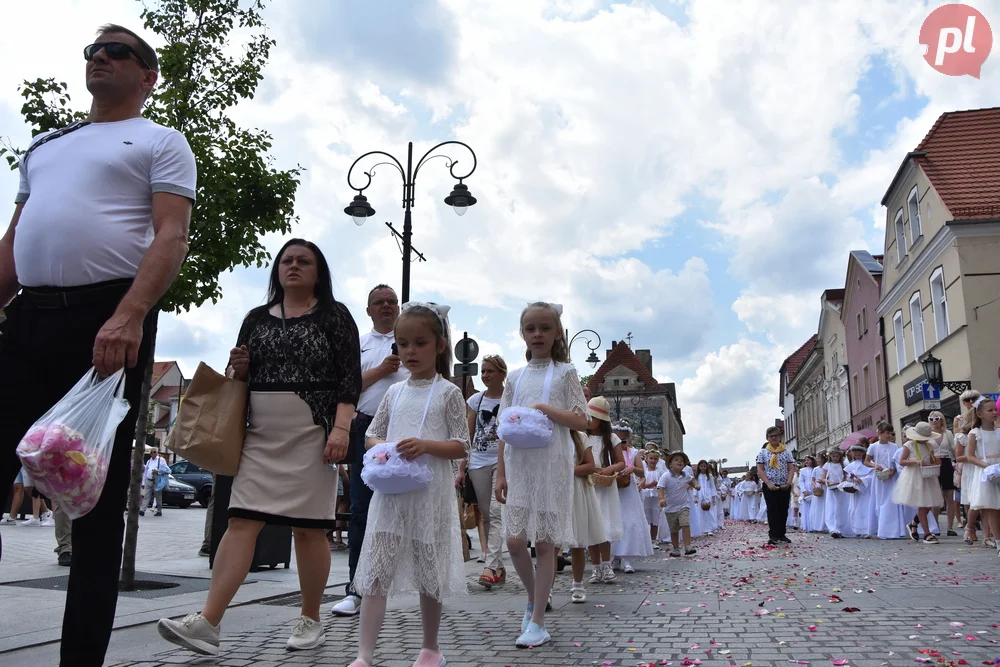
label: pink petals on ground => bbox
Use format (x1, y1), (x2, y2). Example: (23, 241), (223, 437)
(831, 660), (850, 666)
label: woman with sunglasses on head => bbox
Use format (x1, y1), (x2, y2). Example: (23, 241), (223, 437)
(457, 354), (508, 589)
(927, 410), (959, 536)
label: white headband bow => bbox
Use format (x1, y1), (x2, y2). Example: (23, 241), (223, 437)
(973, 396), (987, 409)
(527, 302), (563, 315)
(403, 301), (451, 330)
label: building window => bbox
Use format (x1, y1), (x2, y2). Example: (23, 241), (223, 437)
(862, 307), (868, 334)
(853, 374), (860, 411)
(929, 267), (950, 342)
(907, 186), (922, 241)
(863, 365), (871, 410)
(875, 353), (884, 400)
(893, 310), (905, 372)
(910, 292), (926, 357)
(623, 379), (629, 386)
(856, 312), (863, 338)
(894, 209), (906, 263)
(613, 379), (620, 387)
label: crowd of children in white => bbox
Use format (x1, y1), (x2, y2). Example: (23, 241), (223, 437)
(157, 298), (1000, 667)
(728, 393), (1000, 553)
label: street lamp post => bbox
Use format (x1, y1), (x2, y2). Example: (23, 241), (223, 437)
(920, 353), (972, 395)
(566, 329), (602, 369)
(608, 388), (642, 421)
(344, 141), (478, 304)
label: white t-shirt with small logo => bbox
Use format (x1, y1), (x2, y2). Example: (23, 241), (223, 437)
(14, 117), (197, 287)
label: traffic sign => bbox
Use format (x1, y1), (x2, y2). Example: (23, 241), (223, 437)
(923, 399), (941, 410)
(455, 333), (479, 363)
(921, 383), (941, 401)
(454, 362), (479, 378)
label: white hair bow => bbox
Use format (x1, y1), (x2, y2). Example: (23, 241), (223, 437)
(527, 302), (563, 315)
(403, 301), (451, 329)
(973, 395), (987, 409)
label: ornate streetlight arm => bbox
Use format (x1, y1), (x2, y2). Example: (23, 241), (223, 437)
(413, 141), (478, 191)
(346, 150), (406, 194)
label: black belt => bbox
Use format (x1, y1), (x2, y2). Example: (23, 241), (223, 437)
(18, 279), (132, 310)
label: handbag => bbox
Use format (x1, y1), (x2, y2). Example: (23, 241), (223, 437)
(164, 362), (248, 476)
(361, 376), (438, 494)
(497, 360), (555, 449)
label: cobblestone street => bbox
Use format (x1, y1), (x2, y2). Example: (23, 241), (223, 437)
(112, 521), (1000, 667)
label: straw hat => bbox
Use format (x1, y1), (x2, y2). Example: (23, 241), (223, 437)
(905, 422), (934, 442)
(587, 396), (612, 422)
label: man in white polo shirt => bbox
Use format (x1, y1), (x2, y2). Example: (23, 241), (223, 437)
(331, 284), (409, 617)
(0, 24), (195, 666)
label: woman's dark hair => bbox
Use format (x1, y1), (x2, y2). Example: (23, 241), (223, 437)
(588, 419), (615, 468)
(266, 239), (336, 310)
(696, 459), (710, 475)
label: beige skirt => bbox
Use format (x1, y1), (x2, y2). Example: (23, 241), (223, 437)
(230, 391), (336, 528)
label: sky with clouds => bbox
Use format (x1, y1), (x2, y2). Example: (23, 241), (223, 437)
(2, 0), (998, 467)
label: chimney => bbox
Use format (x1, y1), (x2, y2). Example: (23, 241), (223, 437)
(636, 349), (652, 375)
(607, 341), (617, 360)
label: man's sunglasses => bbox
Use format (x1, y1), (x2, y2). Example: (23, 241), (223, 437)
(84, 42), (153, 70)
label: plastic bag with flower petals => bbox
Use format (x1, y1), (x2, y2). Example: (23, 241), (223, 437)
(16, 368), (129, 519)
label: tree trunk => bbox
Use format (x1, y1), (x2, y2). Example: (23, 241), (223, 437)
(120, 311), (159, 591)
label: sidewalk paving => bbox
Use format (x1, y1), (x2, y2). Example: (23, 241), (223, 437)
(5, 515), (1000, 667)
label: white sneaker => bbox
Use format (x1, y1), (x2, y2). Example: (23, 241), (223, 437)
(40, 517), (56, 527)
(330, 594), (361, 617)
(21, 518), (41, 527)
(0, 516), (17, 525)
(588, 567), (602, 584)
(41, 511), (53, 522)
(286, 616), (325, 651)
(570, 582), (586, 603)
(602, 563), (617, 584)
(157, 613), (220, 655)
(622, 560), (635, 574)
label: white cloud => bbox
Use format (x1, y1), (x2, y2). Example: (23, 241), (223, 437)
(6, 0), (1000, 467)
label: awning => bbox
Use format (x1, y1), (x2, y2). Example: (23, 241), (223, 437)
(839, 428), (876, 450)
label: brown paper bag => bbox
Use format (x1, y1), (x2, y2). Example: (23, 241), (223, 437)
(164, 362), (248, 475)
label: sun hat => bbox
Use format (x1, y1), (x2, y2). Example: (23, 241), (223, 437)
(905, 422), (934, 442)
(587, 396), (612, 422)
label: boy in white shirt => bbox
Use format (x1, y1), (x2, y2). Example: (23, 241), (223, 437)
(657, 452), (699, 557)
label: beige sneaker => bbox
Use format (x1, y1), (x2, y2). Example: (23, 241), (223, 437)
(157, 613), (220, 655)
(286, 615), (325, 651)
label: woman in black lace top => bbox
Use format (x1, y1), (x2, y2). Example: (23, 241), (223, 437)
(158, 239), (361, 654)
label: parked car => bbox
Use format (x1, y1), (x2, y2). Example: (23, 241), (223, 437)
(169, 461), (213, 507)
(161, 476), (197, 508)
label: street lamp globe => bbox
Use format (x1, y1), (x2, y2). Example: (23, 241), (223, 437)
(444, 182), (477, 216)
(921, 353), (943, 387)
(344, 193), (376, 226)
(586, 350), (600, 368)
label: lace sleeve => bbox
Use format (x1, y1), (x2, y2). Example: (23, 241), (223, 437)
(322, 302), (363, 407)
(560, 365), (588, 415)
(443, 386), (471, 453)
(365, 386), (394, 441)
(499, 369), (517, 411)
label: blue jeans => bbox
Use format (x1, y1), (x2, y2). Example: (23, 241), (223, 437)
(346, 413), (374, 596)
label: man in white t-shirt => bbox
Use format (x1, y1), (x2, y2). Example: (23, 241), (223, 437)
(0, 24), (195, 666)
(331, 284), (409, 617)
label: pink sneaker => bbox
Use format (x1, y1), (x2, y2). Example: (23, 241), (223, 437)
(413, 648), (446, 667)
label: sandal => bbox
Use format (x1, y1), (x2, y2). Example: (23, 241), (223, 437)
(478, 569), (500, 590)
(497, 567), (507, 584)
(330, 538), (347, 551)
(986, 537), (997, 549)
(964, 530), (978, 545)
(909, 521), (919, 541)
(924, 535), (939, 544)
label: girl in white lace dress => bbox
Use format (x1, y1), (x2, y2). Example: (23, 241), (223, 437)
(349, 303), (470, 667)
(963, 397), (1000, 555)
(495, 302), (589, 649)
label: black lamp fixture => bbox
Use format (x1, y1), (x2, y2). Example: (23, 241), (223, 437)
(567, 329), (603, 369)
(920, 352), (971, 395)
(443, 181), (477, 216)
(344, 193), (375, 226)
